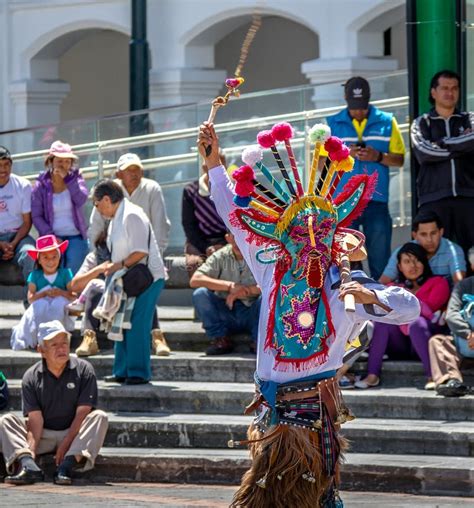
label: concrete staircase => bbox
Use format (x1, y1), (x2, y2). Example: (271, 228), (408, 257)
(0, 299), (473, 496)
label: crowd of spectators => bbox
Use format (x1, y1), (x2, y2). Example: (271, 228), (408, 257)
(0, 67), (473, 485)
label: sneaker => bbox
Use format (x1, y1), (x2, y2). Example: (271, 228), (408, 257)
(339, 375), (355, 389)
(152, 329), (171, 356)
(75, 329), (99, 357)
(354, 376), (380, 389)
(436, 378), (468, 397)
(66, 300), (85, 313)
(205, 336), (234, 356)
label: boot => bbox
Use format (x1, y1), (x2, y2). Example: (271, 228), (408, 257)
(152, 329), (171, 356)
(75, 329), (100, 357)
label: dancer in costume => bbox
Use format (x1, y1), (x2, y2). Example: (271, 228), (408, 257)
(197, 121), (420, 508)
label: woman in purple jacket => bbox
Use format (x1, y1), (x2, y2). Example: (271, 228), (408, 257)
(32, 141), (89, 274)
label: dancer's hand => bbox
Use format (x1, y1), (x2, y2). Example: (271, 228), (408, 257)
(197, 122), (221, 169)
(338, 281), (391, 311)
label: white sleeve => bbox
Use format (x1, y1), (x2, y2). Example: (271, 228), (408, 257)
(208, 165), (267, 283)
(89, 207), (107, 245)
(21, 181), (32, 214)
(150, 183), (171, 254)
(353, 284), (421, 325)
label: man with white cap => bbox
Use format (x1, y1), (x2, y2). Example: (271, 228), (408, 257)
(0, 320), (108, 485)
(87, 153), (171, 357)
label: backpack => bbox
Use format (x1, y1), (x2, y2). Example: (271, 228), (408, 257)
(0, 371), (9, 411)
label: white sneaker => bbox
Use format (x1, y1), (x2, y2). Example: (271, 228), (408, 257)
(354, 377), (380, 389)
(67, 300), (85, 313)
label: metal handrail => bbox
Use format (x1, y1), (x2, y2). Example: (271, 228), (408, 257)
(12, 96), (409, 164)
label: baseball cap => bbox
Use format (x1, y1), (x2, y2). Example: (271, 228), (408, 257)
(37, 320), (71, 346)
(0, 146), (12, 161)
(116, 153), (143, 172)
(344, 77), (370, 109)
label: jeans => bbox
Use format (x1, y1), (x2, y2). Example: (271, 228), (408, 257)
(0, 233), (35, 304)
(350, 200), (392, 281)
(192, 287), (261, 341)
(454, 335), (474, 359)
(59, 235), (89, 275)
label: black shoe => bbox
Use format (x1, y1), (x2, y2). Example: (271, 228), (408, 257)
(436, 378), (468, 397)
(104, 375), (125, 383)
(125, 377), (149, 385)
(53, 470), (72, 485)
(4, 466), (44, 485)
(206, 336), (234, 356)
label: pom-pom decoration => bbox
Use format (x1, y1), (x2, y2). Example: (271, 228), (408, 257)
(330, 145), (350, 162)
(233, 195), (252, 207)
(232, 165), (255, 197)
(242, 145), (263, 166)
(308, 124), (331, 144)
(336, 156), (354, 172)
(271, 122), (294, 142)
(257, 130), (275, 149)
(324, 136), (343, 153)
(226, 77), (245, 89)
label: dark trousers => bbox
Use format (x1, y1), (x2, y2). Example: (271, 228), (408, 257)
(419, 197), (474, 260)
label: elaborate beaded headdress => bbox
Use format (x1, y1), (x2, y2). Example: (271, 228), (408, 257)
(229, 122), (376, 370)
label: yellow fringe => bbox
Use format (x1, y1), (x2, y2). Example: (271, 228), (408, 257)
(276, 196), (334, 235)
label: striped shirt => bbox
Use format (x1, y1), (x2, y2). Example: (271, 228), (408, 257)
(182, 177), (227, 253)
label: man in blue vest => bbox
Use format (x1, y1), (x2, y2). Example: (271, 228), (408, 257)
(326, 77), (405, 280)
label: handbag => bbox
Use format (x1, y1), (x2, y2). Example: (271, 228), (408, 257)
(112, 224), (154, 297)
(0, 371), (9, 411)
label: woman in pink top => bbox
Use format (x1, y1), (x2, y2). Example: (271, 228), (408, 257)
(356, 242), (450, 389)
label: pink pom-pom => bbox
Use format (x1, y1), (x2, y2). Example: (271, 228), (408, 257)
(232, 164), (255, 182)
(226, 77), (244, 88)
(330, 145), (350, 161)
(257, 130), (275, 149)
(324, 136), (343, 153)
(271, 122), (294, 142)
(235, 179), (255, 197)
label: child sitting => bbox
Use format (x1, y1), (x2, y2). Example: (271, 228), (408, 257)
(11, 235), (75, 350)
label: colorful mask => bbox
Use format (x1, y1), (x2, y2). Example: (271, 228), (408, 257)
(230, 122), (376, 370)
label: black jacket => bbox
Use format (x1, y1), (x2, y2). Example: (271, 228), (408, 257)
(410, 108), (474, 205)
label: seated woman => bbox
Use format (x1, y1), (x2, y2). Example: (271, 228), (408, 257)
(31, 141), (89, 275)
(356, 242), (450, 390)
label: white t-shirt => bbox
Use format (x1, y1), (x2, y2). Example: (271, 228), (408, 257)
(107, 199), (166, 281)
(0, 174), (32, 233)
(52, 190), (80, 236)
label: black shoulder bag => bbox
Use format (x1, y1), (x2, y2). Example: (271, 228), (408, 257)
(112, 225), (154, 297)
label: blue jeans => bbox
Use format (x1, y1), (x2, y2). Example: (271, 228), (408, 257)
(192, 287), (261, 341)
(59, 234), (89, 275)
(113, 279), (164, 381)
(351, 200), (392, 281)
(454, 335), (474, 359)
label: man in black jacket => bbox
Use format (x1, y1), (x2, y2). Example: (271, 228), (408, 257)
(410, 69), (474, 256)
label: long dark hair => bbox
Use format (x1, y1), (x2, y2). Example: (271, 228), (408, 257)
(396, 242), (433, 287)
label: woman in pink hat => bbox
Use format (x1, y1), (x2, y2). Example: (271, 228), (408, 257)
(31, 141), (89, 274)
(10, 235), (75, 350)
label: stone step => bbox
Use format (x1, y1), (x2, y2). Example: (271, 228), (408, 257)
(0, 316), (253, 353)
(1, 348), (473, 389)
(68, 412), (474, 457)
(5, 380), (474, 420)
(5, 448), (470, 497)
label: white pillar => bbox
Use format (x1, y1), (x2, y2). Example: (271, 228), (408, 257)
(8, 79), (70, 129)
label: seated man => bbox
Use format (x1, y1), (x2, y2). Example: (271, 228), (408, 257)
(190, 232), (261, 355)
(182, 152), (228, 275)
(0, 321), (108, 485)
(380, 211), (465, 286)
(0, 146), (35, 301)
(429, 269), (474, 397)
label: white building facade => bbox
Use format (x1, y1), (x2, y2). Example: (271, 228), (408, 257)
(0, 0), (406, 132)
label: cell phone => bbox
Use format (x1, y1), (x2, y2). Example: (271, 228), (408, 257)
(355, 142), (366, 148)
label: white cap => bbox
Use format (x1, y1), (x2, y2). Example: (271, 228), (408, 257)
(37, 320), (71, 346)
(116, 153), (143, 172)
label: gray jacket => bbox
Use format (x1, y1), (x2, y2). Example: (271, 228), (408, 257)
(446, 276), (474, 338)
